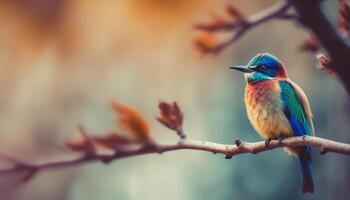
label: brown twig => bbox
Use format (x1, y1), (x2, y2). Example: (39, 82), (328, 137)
(1, 135), (350, 182)
(195, 1), (294, 55)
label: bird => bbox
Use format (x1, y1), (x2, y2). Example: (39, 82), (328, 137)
(230, 53), (315, 193)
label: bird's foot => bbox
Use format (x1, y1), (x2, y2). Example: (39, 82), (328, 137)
(265, 138), (272, 148)
(278, 136), (287, 145)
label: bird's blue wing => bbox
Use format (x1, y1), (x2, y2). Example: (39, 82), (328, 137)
(279, 80), (315, 194)
(279, 81), (314, 136)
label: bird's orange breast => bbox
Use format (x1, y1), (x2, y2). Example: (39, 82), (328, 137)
(245, 80), (293, 139)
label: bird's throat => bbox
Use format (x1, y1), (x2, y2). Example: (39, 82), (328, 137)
(245, 72), (272, 84)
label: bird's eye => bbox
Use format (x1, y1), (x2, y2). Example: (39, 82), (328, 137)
(257, 65), (266, 71)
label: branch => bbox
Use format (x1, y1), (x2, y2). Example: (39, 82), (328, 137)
(289, 0), (350, 94)
(195, 0), (350, 95)
(194, 1), (294, 55)
(1, 135), (350, 182)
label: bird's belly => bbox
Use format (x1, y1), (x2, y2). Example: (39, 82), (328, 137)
(245, 81), (293, 139)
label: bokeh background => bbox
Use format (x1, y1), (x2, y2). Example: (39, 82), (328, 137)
(0, 0), (349, 200)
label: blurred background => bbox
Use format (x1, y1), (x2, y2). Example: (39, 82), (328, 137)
(0, 0), (349, 199)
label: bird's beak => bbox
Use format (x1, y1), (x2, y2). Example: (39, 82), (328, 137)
(229, 65), (254, 73)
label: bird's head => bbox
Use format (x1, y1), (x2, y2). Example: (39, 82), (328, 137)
(230, 53), (288, 83)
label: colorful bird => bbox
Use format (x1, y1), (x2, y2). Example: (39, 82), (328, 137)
(230, 53), (315, 193)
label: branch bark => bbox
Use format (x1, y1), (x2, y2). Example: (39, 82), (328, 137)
(289, 0), (350, 94)
(1, 135), (350, 182)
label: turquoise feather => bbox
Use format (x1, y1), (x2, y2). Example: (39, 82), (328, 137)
(279, 81), (313, 136)
(279, 80), (314, 193)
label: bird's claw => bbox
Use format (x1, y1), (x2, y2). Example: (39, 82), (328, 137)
(278, 136), (286, 145)
(265, 138), (272, 148)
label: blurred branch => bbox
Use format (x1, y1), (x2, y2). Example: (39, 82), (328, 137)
(285, 0), (350, 93)
(194, 1), (294, 55)
(194, 0), (350, 94)
(1, 135), (350, 182)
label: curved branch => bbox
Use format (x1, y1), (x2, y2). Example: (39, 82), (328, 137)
(223, 1), (295, 47)
(195, 1), (295, 54)
(289, 0), (350, 94)
(1, 135), (350, 182)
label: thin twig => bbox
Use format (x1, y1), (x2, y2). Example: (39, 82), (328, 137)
(1, 135), (349, 182)
(195, 1), (294, 54)
(228, 1), (293, 46)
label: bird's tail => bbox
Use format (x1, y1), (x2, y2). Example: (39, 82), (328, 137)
(298, 147), (314, 193)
